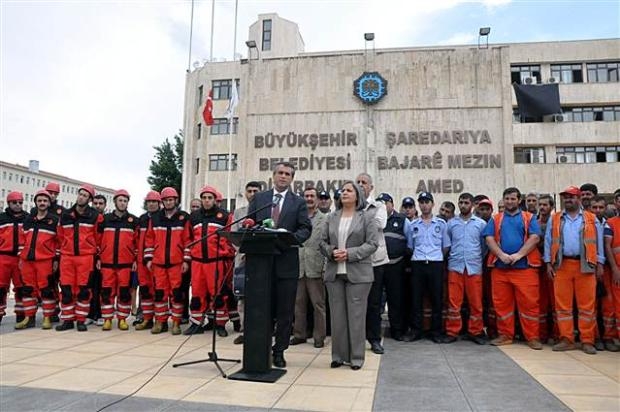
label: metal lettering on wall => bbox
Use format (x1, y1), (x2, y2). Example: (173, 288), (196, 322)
(255, 131), (357, 151)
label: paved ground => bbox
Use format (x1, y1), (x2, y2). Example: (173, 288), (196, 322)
(1, 310), (619, 411)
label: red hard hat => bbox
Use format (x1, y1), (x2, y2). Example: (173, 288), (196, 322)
(160, 187), (178, 199)
(478, 199), (493, 209)
(45, 182), (60, 193)
(34, 189), (52, 202)
(79, 184), (96, 198)
(560, 186), (581, 196)
(114, 189), (130, 200)
(145, 190), (161, 202)
(7, 191), (24, 202)
(215, 191), (223, 202)
(199, 185), (218, 198)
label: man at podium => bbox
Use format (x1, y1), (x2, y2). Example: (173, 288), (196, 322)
(248, 162), (312, 368)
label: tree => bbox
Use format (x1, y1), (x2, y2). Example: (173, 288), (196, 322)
(147, 131), (184, 195)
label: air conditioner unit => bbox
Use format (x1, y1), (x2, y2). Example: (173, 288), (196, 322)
(524, 77), (537, 85)
(543, 114), (564, 123)
(548, 77), (557, 83)
(553, 114), (564, 122)
(559, 155), (568, 163)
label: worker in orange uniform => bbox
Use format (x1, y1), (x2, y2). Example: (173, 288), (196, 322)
(184, 185), (235, 336)
(144, 187), (191, 335)
(134, 190), (161, 330)
(443, 193), (487, 344)
(55, 184), (103, 332)
(603, 193), (620, 351)
(97, 190), (139, 331)
(544, 186), (605, 355)
(482, 187), (543, 350)
(0, 191), (26, 324)
(17, 190), (60, 329)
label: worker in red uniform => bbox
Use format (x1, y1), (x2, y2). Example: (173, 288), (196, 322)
(144, 187), (191, 335)
(0, 191), (26, 324)
(55, 184), (103, 332)
(184, 185), (235, 336)
(17, 190), (59, 329)
(134, 190), (161, 330)
(97, 189), (139, 331)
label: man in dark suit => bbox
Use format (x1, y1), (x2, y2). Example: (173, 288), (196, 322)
(248, 162), (312, 368)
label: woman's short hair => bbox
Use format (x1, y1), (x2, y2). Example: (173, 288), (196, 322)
(334, 181), (367, 211)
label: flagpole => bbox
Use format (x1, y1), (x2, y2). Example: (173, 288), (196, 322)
(210, 0), (215, 62)
(187, 0), (194, 71)
(226, 0), (239, 210)
(232, 0), (238, 60)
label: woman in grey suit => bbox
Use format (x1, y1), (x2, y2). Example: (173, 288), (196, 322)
(319, 181), (380, 370)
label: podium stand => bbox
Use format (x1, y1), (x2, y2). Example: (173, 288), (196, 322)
(222, 230), (300, 383)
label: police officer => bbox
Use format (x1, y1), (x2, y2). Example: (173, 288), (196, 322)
(405, 192), (450, 343)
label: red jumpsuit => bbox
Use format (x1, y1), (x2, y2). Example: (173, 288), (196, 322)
(137, 212), (155, 322)
(0, 208), (26, 319)
(98, 211), (139, 321)
(19, 212), (60, 318)
(188, 207), (235, 326)
(58, 205), (103, 322)
(144, 209), (191, 324)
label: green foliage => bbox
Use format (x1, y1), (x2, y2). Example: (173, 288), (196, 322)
(147, 131), (183, 195)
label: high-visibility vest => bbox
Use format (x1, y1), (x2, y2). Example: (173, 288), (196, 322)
(606, 216), (620, 266)
(549, 210), (598, 267)
(487, 211), (542, 267)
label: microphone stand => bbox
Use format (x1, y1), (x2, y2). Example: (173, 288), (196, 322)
(172, 200), (275, 377)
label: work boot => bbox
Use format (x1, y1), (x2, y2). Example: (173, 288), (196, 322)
(102, 319), (112, 331)
(594, 339), (605, 351)
(55, 321), (74, 331)
(604, 340), (620, 352)
(171, 320), (181, 335)
(15, 316), (35, 330)
(582, 343), (597, 355)
(76, 321), (87, 332)
(183, 323), (204, 335)
(216, 326), (228, 337)
(118, 319), (129, 331)
(151, 321), (164, 334)
(234, 334), (244, 345)
(442, 335), (458, 344)
(468, 334), (488, 345)
(135, 319), (153, 331)
(51, 314), (60, 323)
(41, 317), (52, 330)
(527, 339), (543, 350)
(490, 335), (513, 346)
(204, 321), (214, 331)
(552, 339), (575, 352)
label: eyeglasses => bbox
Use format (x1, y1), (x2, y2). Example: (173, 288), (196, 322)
(9, 201), (23, 205)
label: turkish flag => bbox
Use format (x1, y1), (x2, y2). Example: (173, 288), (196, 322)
(202, 89), (214, 126)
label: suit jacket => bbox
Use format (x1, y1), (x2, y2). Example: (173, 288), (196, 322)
(319, 209), (380, 283)
(248, 189), (312, 279)
(299, 210), (327, 279)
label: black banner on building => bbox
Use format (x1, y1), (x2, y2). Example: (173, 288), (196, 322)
(513, 83), (561, 118)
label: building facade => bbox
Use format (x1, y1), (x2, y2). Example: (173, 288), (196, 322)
(182, 13), (620, 211)
(0, 160), (116, 212)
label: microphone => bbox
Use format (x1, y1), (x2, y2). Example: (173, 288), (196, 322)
(241, 218), (256, 229)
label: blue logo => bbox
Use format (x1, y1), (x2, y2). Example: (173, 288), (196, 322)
(353, 72), (387, 105)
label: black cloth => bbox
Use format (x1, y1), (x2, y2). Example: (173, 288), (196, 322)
(88, 269), (102, 320)
(366, 261), (405, 341)
(411, 261), (444, 337)
(248, 189), (312, 354)
(513, 83), (561, 118)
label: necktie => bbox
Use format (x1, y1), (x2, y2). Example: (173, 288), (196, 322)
(272, 193), (282, 227)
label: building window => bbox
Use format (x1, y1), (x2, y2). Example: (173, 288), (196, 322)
(194, 158), (200, 175)
(563, 106), (620, 122)
(550, 64), (583, 83)
(511, 65), (541, 84)
(210, 118), (239, 135)
(197, 123), (202, 140)
(212, 79), (240, 100)
(514, 147), (545, 164)
(262, 19), (272, 51)
(587, 62), (619, 83)
(197, 85), (204, 107)
(556, 145), (619, 164)
(209, 154), (238, 171)
(8, 173), (12, 181)
(2, 171), (6, 179)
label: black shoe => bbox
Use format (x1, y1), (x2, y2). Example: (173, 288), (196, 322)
(204, 321), (214, 331)
(314, 340), (325, 348)
(370, 341), (385, 354)
(290, 337), (307, 345)
(233, 334), (244, 345)
(15, 314), (25, 323)
(55, 321), (74, 331)
(431, 335), (443, 344)
(132, 317), (144, 326)
(351, 365), (361, 371)
(233, 320), (241, 332)
(76, 321), (87, 332)
(404, 331), (422, 342)
(469, 334), (488, 345)
(330, 361), (343, 368)
(216, 326), (228, 337)
(180, 317), (189, 325)
(161, 322), (169, 333)
(442, 335), (458, 344)
(51, 314), (60, 323)
(273, 353), (286, 368)
(594, 339), (605, 351)
(183, 323), (205, 335)
(392, 332), (404, 341)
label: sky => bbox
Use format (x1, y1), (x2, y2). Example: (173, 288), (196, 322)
(1, 0), (619, 214)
